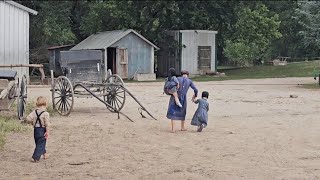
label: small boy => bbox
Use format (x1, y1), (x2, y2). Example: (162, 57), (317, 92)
(191, 91), (209, 132)
(164, 68), (183, 108)
(25, 96), (50, 162)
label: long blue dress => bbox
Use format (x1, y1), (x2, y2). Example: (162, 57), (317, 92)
(191, 99), (209, 127)
(166, 76), (198, 120)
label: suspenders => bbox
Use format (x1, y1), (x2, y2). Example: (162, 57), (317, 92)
(34, 110), (45, 128)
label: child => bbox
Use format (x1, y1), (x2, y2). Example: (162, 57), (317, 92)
(191, 91), (209, 132)
(164, 68), (183, 108)
(25, 96), (50, 162)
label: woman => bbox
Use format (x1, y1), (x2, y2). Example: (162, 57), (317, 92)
(166, 70), (198, 132)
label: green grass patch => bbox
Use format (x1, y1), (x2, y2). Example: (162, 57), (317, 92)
(124, 61), (320, 83)
(0, 115), (28, 149)
(193, 61), (320, 82)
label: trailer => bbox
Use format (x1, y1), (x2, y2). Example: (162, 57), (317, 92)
(50, 50), (156, 121)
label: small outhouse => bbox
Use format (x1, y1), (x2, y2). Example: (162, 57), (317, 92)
(157, 30), (218, 77)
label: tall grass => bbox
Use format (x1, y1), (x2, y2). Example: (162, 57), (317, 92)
(0, 116), (28, 149)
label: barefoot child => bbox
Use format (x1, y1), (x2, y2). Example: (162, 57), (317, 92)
(164, 68), (183, 108)
(25, 96), (50, 162)
(191, 91), (209, 132)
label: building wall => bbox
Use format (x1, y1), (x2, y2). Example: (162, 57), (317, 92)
(111, 33), (154, 79)
(0, 1), (30, 80)
(180, 31), (216, 75)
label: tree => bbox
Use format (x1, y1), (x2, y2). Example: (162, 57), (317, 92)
(224, 3), (282, 66)
(295, 1), (320, 57)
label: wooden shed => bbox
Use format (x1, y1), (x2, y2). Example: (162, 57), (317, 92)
(69, 29), (159, 80)
(48, 44), (75, 77)
(0, 1), (37, 80)
(157, 30), (218, 77)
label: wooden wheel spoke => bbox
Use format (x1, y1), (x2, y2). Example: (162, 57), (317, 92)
(55, 98), (62, 106)
(114, 98), (120, 110)
(115, 96), (123, 107)
(65, 99), (71, 110)
(116, 94), (124, 99)
(58, 100), (63, 111)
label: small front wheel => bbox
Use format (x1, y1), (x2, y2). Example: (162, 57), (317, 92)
(52, 76), (74, 116)
(103, 74), (126, 112)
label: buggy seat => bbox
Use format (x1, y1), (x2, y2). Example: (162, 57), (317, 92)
(0, 70), (17, 81)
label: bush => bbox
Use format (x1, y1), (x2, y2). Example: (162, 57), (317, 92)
(224, 40), (260, 67)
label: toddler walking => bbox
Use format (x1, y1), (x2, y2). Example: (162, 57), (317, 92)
(25, 96), (50, 162)
(164, 68), (182, 108)
(191, 91), (209, 132)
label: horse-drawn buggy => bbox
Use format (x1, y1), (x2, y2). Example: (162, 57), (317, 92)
(0, 70), (27, 120)
(50, 50), (156, 121)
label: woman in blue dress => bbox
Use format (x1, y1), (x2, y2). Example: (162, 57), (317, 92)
(166, 70), (198, 132)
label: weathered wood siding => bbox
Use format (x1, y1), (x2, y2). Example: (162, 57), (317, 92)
(180, 31), (216, 75)
(110, 33), (154, 79)
(0, 1), (30, 80)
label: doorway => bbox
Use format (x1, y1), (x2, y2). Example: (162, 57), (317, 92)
(107, 48), (116, 74)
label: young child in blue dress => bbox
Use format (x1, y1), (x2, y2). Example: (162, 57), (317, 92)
(164, 68), (182, 108)
(191, 91), (209, 132)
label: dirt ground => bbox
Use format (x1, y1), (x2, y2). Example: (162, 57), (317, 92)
(0, 77), (320, 179)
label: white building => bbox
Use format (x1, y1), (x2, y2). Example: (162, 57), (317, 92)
(158, 30), (218, 76)
(0, 1), (37, 80)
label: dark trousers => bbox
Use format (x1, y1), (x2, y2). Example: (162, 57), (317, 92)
(32, 127), (46, 161)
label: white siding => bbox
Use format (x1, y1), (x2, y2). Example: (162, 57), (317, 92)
(0, 1), (30, 80)
(180, 31), (216, 75)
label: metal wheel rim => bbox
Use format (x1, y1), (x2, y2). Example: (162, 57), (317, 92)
(104, 74), (126, 112)
(17, 75), (27, 120)
(52, 76), (74, 116)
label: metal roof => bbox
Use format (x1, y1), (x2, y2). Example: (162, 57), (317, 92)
(71, 29), (159, 50)
(47, 44), (75, 50)
(179, 30), (218, 34)
(4, 1), (38, 15)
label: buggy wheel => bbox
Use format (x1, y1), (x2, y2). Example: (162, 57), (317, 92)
(17, 75), (27, 120)
(104, 74), (126, 112)
(52, 76), (74, 116)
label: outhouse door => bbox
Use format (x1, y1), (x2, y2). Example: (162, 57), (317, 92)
(116, 48), (128, 79)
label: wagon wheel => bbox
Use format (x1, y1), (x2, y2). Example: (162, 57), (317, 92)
(17, 75), (27, 120)
(103, 74), (126, 112)
(52, 76), (74, 116)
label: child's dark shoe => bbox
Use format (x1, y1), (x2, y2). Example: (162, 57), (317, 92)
(197, 124), (204, 132)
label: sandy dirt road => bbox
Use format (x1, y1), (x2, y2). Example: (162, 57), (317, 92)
(0, 77), (320, 179)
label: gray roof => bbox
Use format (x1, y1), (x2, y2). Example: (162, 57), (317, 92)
(71, 29), (159, 50)
(5, 1), (38, 15)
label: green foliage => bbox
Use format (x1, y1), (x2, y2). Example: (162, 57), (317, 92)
(224, 40), (259, 67)
(295, 1), (320, 57)
(224, 4), (282, 66)
(18, 1), (320, 66)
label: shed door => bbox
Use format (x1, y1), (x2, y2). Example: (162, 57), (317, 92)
(116, 48), (128, 79)
(198, 46), (211, 71)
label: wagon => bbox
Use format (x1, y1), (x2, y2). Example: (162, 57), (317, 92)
(50, 50), (156, 121)
(0, 70), (27, 120)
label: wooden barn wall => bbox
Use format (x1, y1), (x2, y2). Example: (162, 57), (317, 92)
(180, 32), (216, 75)
(110, 33), (153, 79)
(0, 1), (30, 80)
